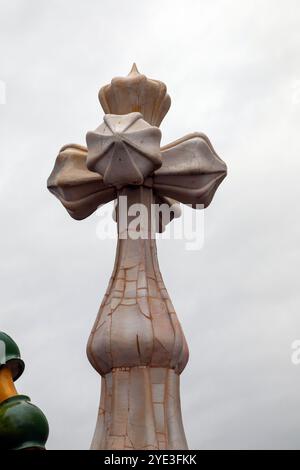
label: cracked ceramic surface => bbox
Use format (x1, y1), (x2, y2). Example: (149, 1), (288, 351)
(47, 65), (227, 450)
(87, 187), (188, 449)
(90, 367), (187, 450)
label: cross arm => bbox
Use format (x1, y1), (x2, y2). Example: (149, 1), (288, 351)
(151, 133), (227, 208)
(47, 144), (116, 220)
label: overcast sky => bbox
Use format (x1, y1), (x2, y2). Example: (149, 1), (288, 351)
(1, 0), (300, 450)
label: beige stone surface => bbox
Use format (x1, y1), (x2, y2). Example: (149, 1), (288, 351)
(99, 63), (171, 127)
(47, 144), (116, 220)
(152, 132), (227, 207)
(86, 112), (162, 188)
(87, 187), (189, 449)
(87, 188), (189, 375)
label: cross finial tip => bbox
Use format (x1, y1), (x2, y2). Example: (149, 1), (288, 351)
(128, 63), (140, 75)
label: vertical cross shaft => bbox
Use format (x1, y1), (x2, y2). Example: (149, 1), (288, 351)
(87, 186), (189, 450)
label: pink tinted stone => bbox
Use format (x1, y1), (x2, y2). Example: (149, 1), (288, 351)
(48, 66), (226, 450)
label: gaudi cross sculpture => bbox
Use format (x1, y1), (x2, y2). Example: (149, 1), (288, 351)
(47, 64), (227, 450)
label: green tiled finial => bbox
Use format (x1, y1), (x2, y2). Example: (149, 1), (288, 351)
(0, 332), (49, 450)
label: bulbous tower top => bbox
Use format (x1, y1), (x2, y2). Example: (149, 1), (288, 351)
(98, 64), (171, 127)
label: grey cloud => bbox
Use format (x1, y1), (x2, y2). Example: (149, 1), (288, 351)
(0, 0), (299, 449)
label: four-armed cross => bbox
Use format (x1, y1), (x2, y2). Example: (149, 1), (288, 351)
(47, 64), (227, 450)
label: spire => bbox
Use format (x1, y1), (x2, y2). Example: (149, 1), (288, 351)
(128, 62), (140, 75)
(98, 64), (171, 127)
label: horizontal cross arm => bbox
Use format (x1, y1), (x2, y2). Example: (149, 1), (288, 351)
(47, 144), (116, 220)
(153, 133), (227, 208)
